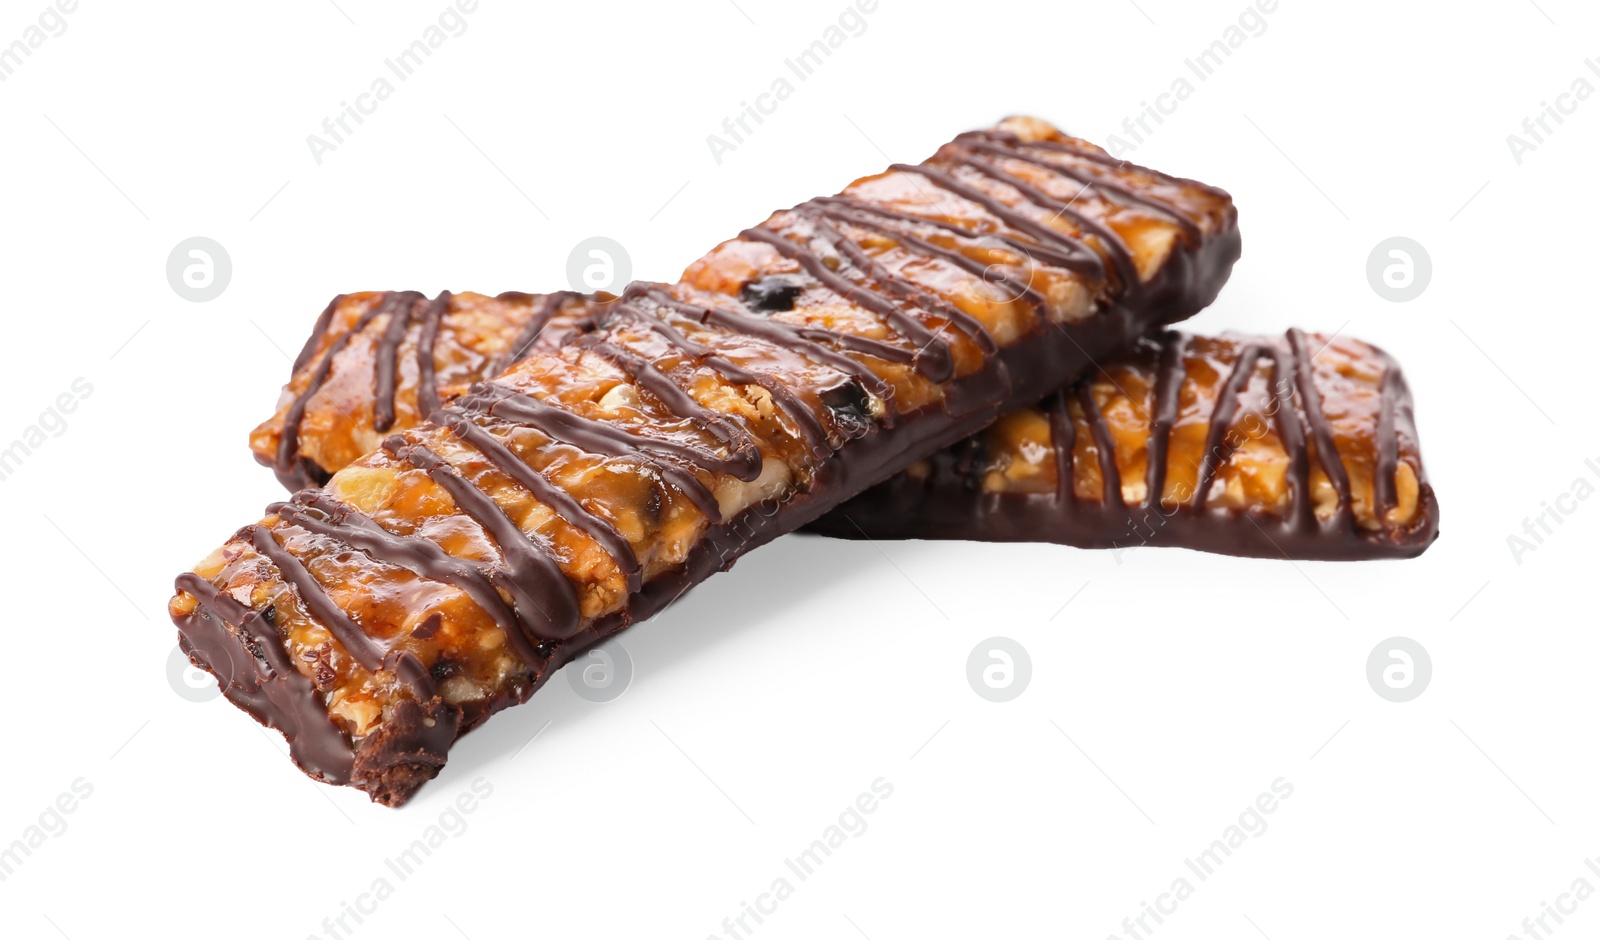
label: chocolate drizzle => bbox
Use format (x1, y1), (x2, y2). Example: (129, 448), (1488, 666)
(455, 383), (726, 521)
(889, 163), (1106, 279)
(575, 337), (764, 481)
(1287, 328), (1353, 525)
(1048, 389), (1076, 506)
(1374, 366), (1403, 521)
(1076, 383), (1123, 502)
(954, 135), (1204, 241)
(643, 289), (897, 409)
(811, 200), (1038, 326)
(486, 291), (574, 377)
(1144, 332), (1186, 506)
(812, 195), (1095, 277)
(280, 292), (394, 477)
(742, 222), (954, 382)
(959, 155), (1140, 295)
(270, 492), (532, 672)
(802, 208), (993, 349)
(273, 290), (581, 489)
(244, 428), (588, 694)
(982, 130), (1235, 204)
(374, 293), (424, 433)
(413, 291), (452, 422)
(276, 291), (422, 487)
(607, 291), (832, 452)
(383, 437), (581, 646)
(291, 294), (344, 375)
(736, 228), (935, 369)
(1266, 349), (1312, 528)
(1192, 344), (1264, 508)
(434, 409), (644, 592)
(187, 121), (1245, 805)
(249, 524), (385, 672)
(813, 329), (1437, 561)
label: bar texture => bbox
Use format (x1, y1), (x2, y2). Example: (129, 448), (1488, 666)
(808, 330), (1439, 558)
(174, 117), (1239, 804)
(254, 290), (594, 490)
(260, 300), (1434, 558)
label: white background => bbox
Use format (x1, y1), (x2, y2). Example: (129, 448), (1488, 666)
(0, 0), (1595, 937)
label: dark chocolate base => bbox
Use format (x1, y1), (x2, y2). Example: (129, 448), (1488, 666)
(804, 481), (1440, 560)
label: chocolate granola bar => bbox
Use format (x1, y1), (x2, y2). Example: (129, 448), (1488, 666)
(173, 117), (1239, 804)
(809, 330), (1438, 558)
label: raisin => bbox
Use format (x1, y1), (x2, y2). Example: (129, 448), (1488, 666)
(739, 276), (804, 313)
(641, 480), (664, 527)
(819, 380), (875, 440)
(953, 437), (988, 491)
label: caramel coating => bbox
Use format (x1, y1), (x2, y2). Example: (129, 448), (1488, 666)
(251, 291), (595, 488)
(968, 332), (1427, 531)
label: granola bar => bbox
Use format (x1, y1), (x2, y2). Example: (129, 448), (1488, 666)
(173, 117), (1240, 804)
(810, 329), (1439, 558)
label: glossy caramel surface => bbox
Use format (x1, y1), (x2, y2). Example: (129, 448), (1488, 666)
(960, 331), (1425, 531)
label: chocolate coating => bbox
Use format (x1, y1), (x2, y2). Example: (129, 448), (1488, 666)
(808, 330), (1439, 559)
